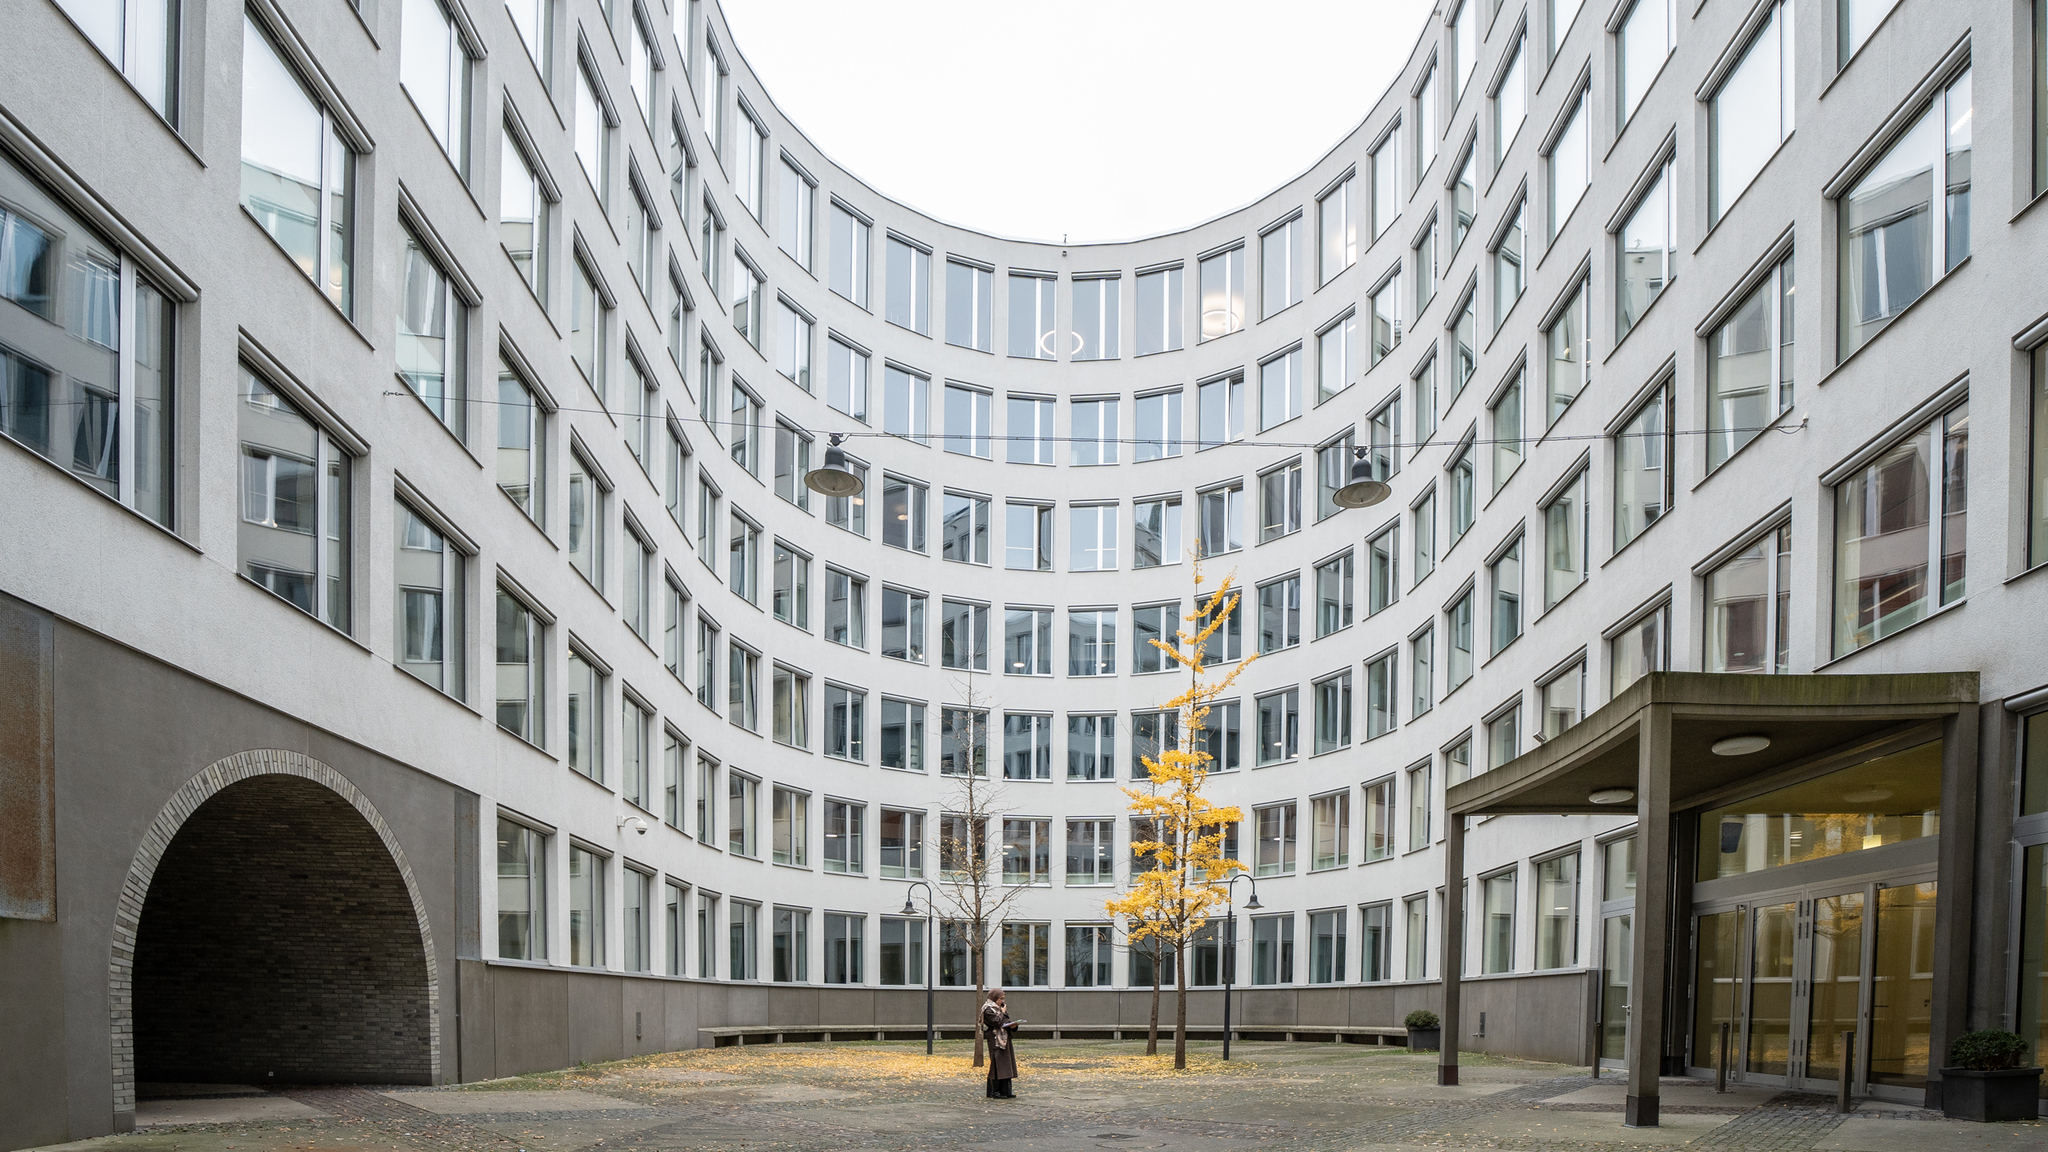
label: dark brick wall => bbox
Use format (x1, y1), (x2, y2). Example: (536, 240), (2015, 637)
(133, 774), (432, 1084)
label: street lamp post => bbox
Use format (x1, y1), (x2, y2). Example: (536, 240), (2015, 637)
(902, 882), (936, 1055)
(1222, 873), (1260, 1061)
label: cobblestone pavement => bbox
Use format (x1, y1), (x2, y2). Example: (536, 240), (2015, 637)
(31, 1042), (2045, 1152)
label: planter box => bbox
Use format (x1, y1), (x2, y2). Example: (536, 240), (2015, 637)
(1408, 1028), (1440, 1052)
(1938, 1067), (2043, 1122)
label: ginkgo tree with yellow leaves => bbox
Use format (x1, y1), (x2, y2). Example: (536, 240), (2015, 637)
(1105, 565), (1254, 1071)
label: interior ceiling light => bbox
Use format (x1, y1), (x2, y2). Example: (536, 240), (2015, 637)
(1588, 788), (1635, 805)
(804, 433), (863, 498)
(1333, 447), (1391, 509)
(1711, 734), (1771, 757)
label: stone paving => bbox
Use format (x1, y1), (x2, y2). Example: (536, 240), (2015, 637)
(32, 1041), (2045, 1152)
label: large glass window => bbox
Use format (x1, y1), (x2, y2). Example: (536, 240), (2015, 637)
(500, 128), (549, 297)
(771, 786), (807, 865)
(1839, 0), (1901, 65)
(496, 817), (546, 960)
(573, 60), (609, 202)
(942, 384), (991, 459)
(1366, 650), (1396, 739)
(1618, 160), (1674, 338)
(1319, 176), (1355, 283)
(771, 666), (809, 748)
(1372, 126), (1401, 237)
(1071, 398), (1118, 465)
(1706, 522), (1792, 674)
(1262, 215), (1303, 317)
(56, 0), (180, 119)
(1001, 710), (1054, 779)
(940, 709), (988, 776)
(1313, 670), (1353, 754)
(1490, 535), (1522, 653)
(239, 369), (351, 630)
(1004, 502), (1051, 570)
(1198, 246), (1244, 340)
(879, 916), (924, 984)
(1618, 0), (1675, 129)
(1548, 90), (1589, 238)
(401, 0), (471, 174)
(1008, 393), (1054, 465)
(241, 16), (354, 313)
(1614, 383), (1672, 550)
(1545, 280), (1590, 425)
(940, 598), (989, 671)
(1256, 688), (1299, 765)
(1446, 589), (1474, 692)
(1494, 35), (1526, 169)
(1258, 575), (1301, 653)
(1067, 718), (1115, 781)
(1255, 802), (1298, 876)
(1541, 662), (1585, 740)
(1008, 272), (1056, 359)
(1493, 200), (1525, 329)
(946, 259), (993, 351)
(1709, 1), (1794, 224)
(886, 235), (930, 335)
(1260, 459), (1302, 540)
(1135, 265), (1183, 354)
(1839, 70), (1972, 358)
(881, 586), (926, 662)
(1482, 870), (1516, 973)
(823, 912), (862, 982)
(778, 159), (813, 270)
(1413, 64), (1438, 175)
(2035, 349), (2048, 568)
(1198, 482), (1244, 557)
(882, 475), (927, 553)
(1833, 402), (1968, 654)
(941, 491), (989, 565)
(1001, 922), (1051, 986)
(1252, 915), (1294, 985)
(1197, 374), (1244, 449)
(567, 845), (603, 967)
(829, 201), (869, 307)
(1315, 551), (1353, 637)
(395, 502), (464, 698)
(565, 648), (602, 781)
(1708, 255), (1795, 470)
(1070, 504), (1117, 571)
(825, 684), (864, 761)
(826, 336), (869, 423)
(1004, 607), (1052, 675)
(1311, 792), (1350, 871)
(1135, 496), (1182, 568)
(1072, 276), (1119, 360)
(825, 568), (865, 648)
(1698, 740), (1942, 880)
(1067, 609), (1115, 677)
(1543, 471), (1587, 608)
(880, 808), (924, 877)
(1318, 312), (1357, 403)
(881, 701), (925, 773)
(495, 586), (543, 743)
(1610, 601), (1669, 696)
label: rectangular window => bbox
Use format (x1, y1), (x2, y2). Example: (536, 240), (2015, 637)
(1543, 471), (1587, 608)
(829, 201), (869, 306)
(1135, 390), (1182, 461)
(1067, 717), (1115, 781)
(695, 611), (720, 709)
(821, 568), (866, 649)
(1065, 924), (1113, 985)
(771, 665), (809, 748)
(1257, 575), (1301, 653)
(1413, 220), (1437, 314)
(886, 235), (931, 334)
(1319, 175), (1356, 283)
(1833, 402), (1968, 654)
(774, 908), (808, 982)
(1135, 265), (1184, 354)
(826, 336), (870, 422)
(619, 694), (649, 807)
(1008, 272), (1056, 359)
(501, 128), (549, 300)
(1363, 776), (1394, 862)
(1316, 313), (1358, 406)
(573, 60), (610, 203)
(1708, 255), (1794, 470)
(1618, 160), (1675, 339)
(1368, 523), (1400, 615)
(1493, 200), (1525, 329)
(943, 384), (992, 458)
(778, 158), (814, 269)
(728, 772), (759, 857)
(1541, 661), (1585, 740)
(1414, 64), (1438, 174)
(1198, 246), (1247, 342)
(1198, 482), (1244, 558)
(1366, 650), (1396, 739)
(1071, 398), (1119, 466)
(1134, 497), (1183, 568)
(1407, 761), (1433, 850)
(771, 785), (807, 865)
(1259, 347), (1303, 431)
(1447, 588), (1474, 691)
(880, 808), (924, 877)
(394, 502), (465, 699)
(880, 699), (925, 773)
(1361, 902), (1393, 981)
(567, 844), (604, 967)
(728, 900), (759, 981)
(1008, 394), (1054, 465)
(1370, 273), (1403, 367)
(570, 256), (609, 400)
(242, 16), (355, 313)
(1130, 710), (1178, 780)
(1611, 600), (1670, 695)
(1001, 715), (1054, 781)
(1259, 460), (1303, 540)
(1000, 922), (1051, 986)
(946, 259), (994, 351)
(622, 866), (650, 973)
(699, 195), (723, 301)
(1413, 490), (1436, 582)
(496, 587), (544, 743)
(1069, 505), (1118, 573)
(1254, 802), (1298, 876)
(1490, 536), (1523, 653)
(1262, 216), (1303, 317)
(1196, 374), (1244, 450)
(882, 475), (928, 553)
(1004, 502), (1052, 570)
(1072, 276), (1120, 360)
(1405, 894), (1428, 979)
(728, 250), (764, 351)
(1709, 1), (1794, 224)
(1251, 914), (1294, 985)
(941, 491), (990, 565)
(663, 729), (686, 828)
(1545, 280), (1590, 425)
(1489, 374), (1522, 492)
(396, 225), (468, 438)
(775, 299), (812, 392)
(1488, 702), (1522, 769)
(1548, 89), (1589, 237)
(1413, 357), (1437, 446)
(1314, 433), (1355, 522)
(823, 912), (862, 982)
(239, 369), (352, 631)
(496, 817), (546, 960)
(1309, 909), (1346, 983)
(1449, 292), (1476, 402)
(880, 586), (926, 662)
(1311, 792), (1350, 870)
(940, 598), (990, 671)
(1372, 126), (1401, 237)
(1411, 624), (1434, 719)
(727, 511), (760, 602)
(1840, 69), (1972, 358)
(1256, 688), (1299, 765)
(1197, 700), (1241, 771)
(697, 756), (717, 843)
(824, 683), (866, 761)
(1315, 551), (1353, 637)
(728, 642), (759, 731)
(1482, 869), (1517, 974)
(1615, 382), (1672, 550)
(1314, 670), (1353, 754)
(1618, 0), (1675, 128)
(996, 608), (1050, 677)
(772, 423), (811, 512)
(665, 880), (686, 976)
(879, 916), (924, 985)
(1001, 819), (1052, 883)
(940, 708), (988, 776)
(624, 181), (656, 299)
(1494, 35), (1526, 169)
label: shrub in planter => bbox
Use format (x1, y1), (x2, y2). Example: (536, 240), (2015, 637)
(1940, 1030), (2040, 1123)
(1405, 1009), (1441, 1052)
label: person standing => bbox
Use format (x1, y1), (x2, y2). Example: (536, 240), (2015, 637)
(982, 989), (1019, 1098)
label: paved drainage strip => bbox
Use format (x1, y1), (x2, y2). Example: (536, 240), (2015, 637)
(278, 1088), (523, 1152)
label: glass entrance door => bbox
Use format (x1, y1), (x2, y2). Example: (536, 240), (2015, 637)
(1746, 902), (1799, 1082)
(1869, 882), (1937, 1087)
(1599, 912), (1631, 1064)
(1805, 892), (1864, 1085)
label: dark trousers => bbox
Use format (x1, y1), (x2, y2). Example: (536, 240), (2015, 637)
(986, 1077), (1014, 1098)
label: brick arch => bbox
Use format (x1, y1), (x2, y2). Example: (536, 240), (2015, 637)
(109, 750), (439, 1116)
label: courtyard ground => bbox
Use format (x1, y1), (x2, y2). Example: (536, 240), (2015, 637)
(35, 1041), (2045, 1152)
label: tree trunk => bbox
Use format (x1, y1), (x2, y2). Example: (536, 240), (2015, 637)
(972, 944), (986, 1068)
(1147, 944), (1161, 1056)
(1173, 951), (1189, 1070)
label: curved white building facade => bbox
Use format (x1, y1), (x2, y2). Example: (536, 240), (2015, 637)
(6, 0), (2048, 1142)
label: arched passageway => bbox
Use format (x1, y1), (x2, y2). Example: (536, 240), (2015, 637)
(129, 771), (434, 1087)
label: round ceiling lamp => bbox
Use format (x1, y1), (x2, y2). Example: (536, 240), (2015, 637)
(804, 433), (864, 498)
(1711, 734), (1771, 757)
(1333, 448), (1392, 510)
(1588, 788), (1636, 805)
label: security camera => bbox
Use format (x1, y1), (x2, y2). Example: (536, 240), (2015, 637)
(619, 815), (649, 836)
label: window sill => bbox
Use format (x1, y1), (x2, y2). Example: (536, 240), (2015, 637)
(1812, 596), (1966, 672)
(772, 861), (812, 873)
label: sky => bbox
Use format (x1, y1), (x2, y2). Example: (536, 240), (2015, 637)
(719, 0), (1441, 245)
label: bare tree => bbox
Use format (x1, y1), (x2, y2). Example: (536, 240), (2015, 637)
(930, 673), (1025, 1068)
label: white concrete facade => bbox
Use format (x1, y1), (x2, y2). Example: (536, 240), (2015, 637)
(5, 0), (2048, 1013)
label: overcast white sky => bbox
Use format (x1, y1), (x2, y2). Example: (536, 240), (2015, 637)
(720, 0), (1441, 244)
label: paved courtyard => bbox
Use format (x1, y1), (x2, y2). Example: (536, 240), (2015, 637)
(37, 1042), (2044, 1152)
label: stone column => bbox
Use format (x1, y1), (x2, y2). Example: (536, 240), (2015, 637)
(1439, 809), (1464, 1086)
(1625, 706), (1671, 1127)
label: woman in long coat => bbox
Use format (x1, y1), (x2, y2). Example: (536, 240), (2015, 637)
(983, 989), (1018, 1098)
